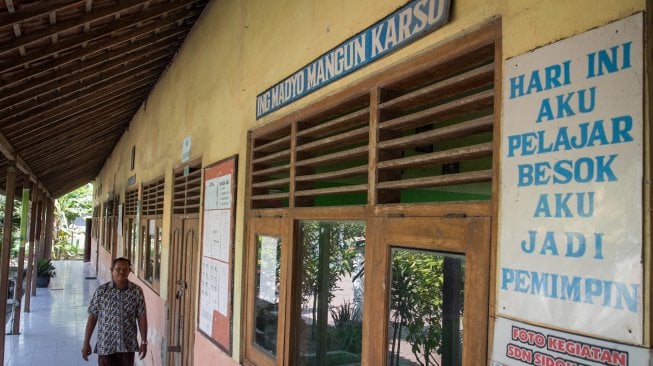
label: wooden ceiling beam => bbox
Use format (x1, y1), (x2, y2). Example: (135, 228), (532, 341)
(30, 130), (124, 173)
(13, 98), (144, 148)
(17, 102), (142, 153)
(29, 131), (125, 171)
(2, 58), (167, 118)
(0, 0), (211, 197)
(6, 89), (145, 142)
(1, 72), (158, 128)
(0, 1), (199, 74)
(0, 47), (173, 109)
(0, 132), (43, 188)
(0, 21), (188, 90)
(0, 0), (149, 56)
(0, 1), (85, 31)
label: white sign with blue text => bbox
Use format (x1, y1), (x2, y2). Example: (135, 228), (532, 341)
(498, 14), (643, 344)
(255, 0), (451, 119)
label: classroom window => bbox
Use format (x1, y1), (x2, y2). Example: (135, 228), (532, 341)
(140, 177), (164, 291)
(245, 23), (497, 366)
(123, 188), (139, 267)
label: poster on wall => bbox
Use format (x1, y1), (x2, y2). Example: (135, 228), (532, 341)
(498, 13), (644, 344)
(198, 155), (237, 354)
(491, 318), (650, 366)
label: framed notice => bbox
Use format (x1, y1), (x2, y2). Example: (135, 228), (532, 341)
(198, 155), (237, 354)
(498, 14), (643, 344)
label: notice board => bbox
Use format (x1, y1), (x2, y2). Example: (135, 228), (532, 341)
(198, 155), (237, 354)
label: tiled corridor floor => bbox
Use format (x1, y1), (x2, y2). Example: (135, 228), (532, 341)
(3, 260), (100, 366)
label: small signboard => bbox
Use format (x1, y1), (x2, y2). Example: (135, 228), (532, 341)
(255, 0), (451, 119)
(491, 318), (650, 366)
(182, 136), (191, 163)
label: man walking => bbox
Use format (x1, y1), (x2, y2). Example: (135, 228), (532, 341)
(82, 257), (148, 365)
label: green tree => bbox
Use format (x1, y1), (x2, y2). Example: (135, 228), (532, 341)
(0, 195), (22, 258)
(53, 183), (92, 259)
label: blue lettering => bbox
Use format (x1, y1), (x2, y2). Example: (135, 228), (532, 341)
(584, 278), (603, 304)
(527, 70), (543, 94)
(536, 98), (554, 122)
(501, 267), (514, 290)
(565, 232), (586, 257)
(521, 230), (536, 253)
(561, 276), (581, 302)
(509, 74), (525, 99)
(611, 115), (634, 143)
(533, 195), (551, 217)
(499, 267), (638, 312)
(615, 283), (638, 313)
(539, 231), (559, 256)
(515, 270), (530, 293)
(587, 42), (633, 78)
(593, 233), (604, 259)
(577, 87), (596, 113)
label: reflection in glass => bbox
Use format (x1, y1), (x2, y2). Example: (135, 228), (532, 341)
(155, 226), (162, 282)
(296, 221), (366, 366)
(254, 235), (281, 356)
(129, 219), (137, 266)
(146, 220), (154, 282)
(140, 224), (146, 274)
(387, 248), (465, 366)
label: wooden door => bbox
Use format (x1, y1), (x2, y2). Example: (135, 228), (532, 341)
(167, 216), (199, 366)
(366, 215), (491, 366)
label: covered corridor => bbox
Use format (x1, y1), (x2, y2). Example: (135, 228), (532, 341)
(3, 260), (99, 366)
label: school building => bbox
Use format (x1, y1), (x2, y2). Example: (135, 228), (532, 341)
(0, 1), (651, 365)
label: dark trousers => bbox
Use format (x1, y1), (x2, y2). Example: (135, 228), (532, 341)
(98, 352), (135, 366)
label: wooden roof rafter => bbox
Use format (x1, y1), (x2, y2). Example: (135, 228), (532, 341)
(0, 0), (210, 198)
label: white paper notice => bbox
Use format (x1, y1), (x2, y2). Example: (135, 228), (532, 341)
(205, 178), (219, 210)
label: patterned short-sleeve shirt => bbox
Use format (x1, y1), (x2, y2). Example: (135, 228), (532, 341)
(88, 280), (146, 355)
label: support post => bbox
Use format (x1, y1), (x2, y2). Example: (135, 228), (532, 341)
(0, 164), (17, 362)
(12, 174), (30, 334)
(24, 183), (39, 312)
(44, 198), (54, 259)
(31, 191), (45, 297)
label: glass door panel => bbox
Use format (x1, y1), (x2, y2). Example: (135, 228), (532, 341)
(387, 248), (465, 366)
(254, 234), (282, 356)
(295, 220), (366, 366)
(245, 217), (289, 366)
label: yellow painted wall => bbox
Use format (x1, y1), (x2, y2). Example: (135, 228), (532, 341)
(94, 0), (647, 364)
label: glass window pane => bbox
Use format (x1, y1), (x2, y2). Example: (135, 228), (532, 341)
(387, 248), (465, 366)
(146, 219), (154, 283)
(296, 221), (365, 366)
(130, 219), (137, 267)
(155, 226), (162, 282)
(254, 235), (281, 356)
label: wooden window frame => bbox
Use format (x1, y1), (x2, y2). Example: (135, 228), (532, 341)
(139, 177), (165, 292)
(243, 21), (500, 366)
(123, 188), (139, 269)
